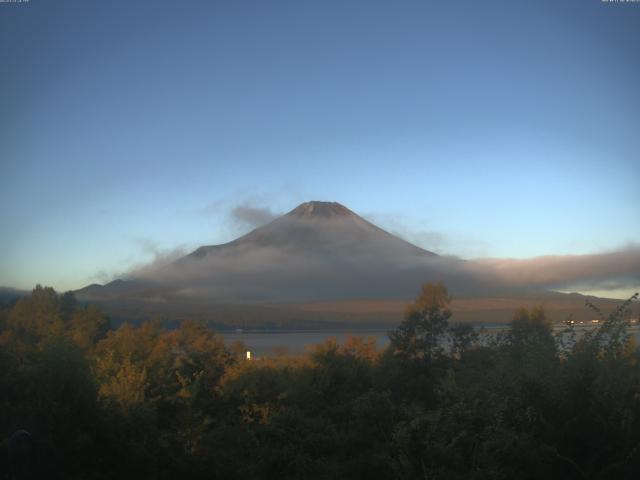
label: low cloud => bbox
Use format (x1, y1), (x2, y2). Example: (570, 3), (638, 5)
(133, 242), (639, 301)
(198, 198), (283, 240)
(230, 205), (278, 229)
(363, 212), (489, 257)
(116, 212), (640, 302)
(468, 246), (640, 294)
(90, 269), (118, 285)
(125, 238), (187, 279)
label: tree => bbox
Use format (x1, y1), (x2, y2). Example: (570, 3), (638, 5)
(59, 291), (78, 321)
(7, 285), (64, 343)
(68, 304), (111, 351)
(508, 306), (556, 357)
(389, 282), (452, 362)
(448, 322), (478, 359)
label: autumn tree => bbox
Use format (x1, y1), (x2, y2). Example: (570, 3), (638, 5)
(389, 282), (452, 362)
(7, 285), (65, 344)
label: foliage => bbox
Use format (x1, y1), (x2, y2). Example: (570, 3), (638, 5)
(388, 282), (452, 362)
(1, 284), (639, 479)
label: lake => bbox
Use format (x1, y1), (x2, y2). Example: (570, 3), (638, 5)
(221, 325), (640, 358)
(222, 329), (391, 357)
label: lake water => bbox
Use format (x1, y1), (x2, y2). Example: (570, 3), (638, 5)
(222, 326), (640, 358)
(222, 329), (391, 357)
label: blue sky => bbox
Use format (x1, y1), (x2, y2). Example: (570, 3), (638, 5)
(1, 0), (639, 293)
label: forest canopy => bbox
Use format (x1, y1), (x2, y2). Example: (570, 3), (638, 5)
(1, 284), (639, 479)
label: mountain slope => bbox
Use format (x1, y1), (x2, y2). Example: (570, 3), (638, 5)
(187, 201), (433, 259)
(75, 200), (631, 326)
(77, 201), (459, 302)
(181, 201), (447, 299)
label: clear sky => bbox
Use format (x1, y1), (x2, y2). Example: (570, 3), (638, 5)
(1, 0), (639, 292)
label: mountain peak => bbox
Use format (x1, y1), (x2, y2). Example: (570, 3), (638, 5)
(183, 200), (436, 262)
(287, 201), (355, 219)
